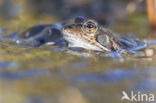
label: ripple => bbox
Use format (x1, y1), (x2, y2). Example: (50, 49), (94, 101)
(0, 68), (49, 79)
(70, 69), (137, 84)
(0, 61), (19, 68)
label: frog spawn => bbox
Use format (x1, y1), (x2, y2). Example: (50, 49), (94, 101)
(0, 17), (148, 56)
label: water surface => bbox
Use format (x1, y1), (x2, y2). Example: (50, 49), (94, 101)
(0, 13), (156, 103)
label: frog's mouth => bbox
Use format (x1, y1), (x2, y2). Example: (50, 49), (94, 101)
(61, 27), (111, 52)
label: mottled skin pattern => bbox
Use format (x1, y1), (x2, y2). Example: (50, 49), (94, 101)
(61, 17), (122, 52)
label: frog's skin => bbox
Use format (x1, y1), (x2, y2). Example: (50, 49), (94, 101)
(61, 17), (147, 53)
(61, 17), (122, 52)
(0, 16), (147, 53)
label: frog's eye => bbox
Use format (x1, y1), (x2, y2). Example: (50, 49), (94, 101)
(87, 23), (94, 28)
(82, 19), (98, 36)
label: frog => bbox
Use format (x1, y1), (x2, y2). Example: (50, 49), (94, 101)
(61, 16), (147, 53)
(0, 16), (147, 54)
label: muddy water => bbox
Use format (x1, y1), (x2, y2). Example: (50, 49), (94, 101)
(0, 14), (156, 103)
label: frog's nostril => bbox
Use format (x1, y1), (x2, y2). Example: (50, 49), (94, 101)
(67, 25), (72, 28)
(63, 25), (72, 30)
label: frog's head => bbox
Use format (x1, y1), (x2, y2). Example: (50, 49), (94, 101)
(61, 17), (120, 52)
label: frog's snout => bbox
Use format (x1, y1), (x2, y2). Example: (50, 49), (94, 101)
(61, 25), (71, 33)
(62, 25), (74, 30)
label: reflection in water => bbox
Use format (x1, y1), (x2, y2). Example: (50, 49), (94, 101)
(70, 69), (137, 83)
(69, 67), (156, 92)
(0, 38), (155, 103)
(0, 61), (19, 68)
(0, 28), (7, 34)
(129, 67), (156, 91)
(0, 37), (156, 103)
(0, 68), (49, 79)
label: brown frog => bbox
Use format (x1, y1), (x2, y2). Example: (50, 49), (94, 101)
(61, 17), (124, 52)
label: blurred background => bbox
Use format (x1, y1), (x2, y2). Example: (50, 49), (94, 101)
(1, 0), (155, 37)
(0, 0), (156, 103)
(0, 0), (146, 22)
(0, 0), (145, 22)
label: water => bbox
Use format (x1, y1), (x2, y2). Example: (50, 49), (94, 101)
(0, 14), (156, 103)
